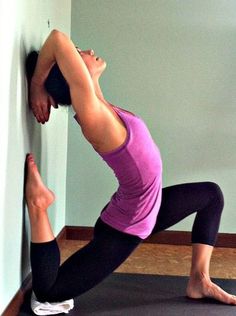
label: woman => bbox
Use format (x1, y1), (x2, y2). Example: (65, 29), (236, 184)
(26, 29), (236, 306)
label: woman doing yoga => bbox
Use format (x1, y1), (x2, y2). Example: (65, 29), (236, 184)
(26, 30), (236, 306)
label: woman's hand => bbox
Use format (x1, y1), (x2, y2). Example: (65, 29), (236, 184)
(30, 79), (57, 124)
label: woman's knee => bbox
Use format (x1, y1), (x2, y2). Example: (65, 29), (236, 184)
(206, 182), (224, 212)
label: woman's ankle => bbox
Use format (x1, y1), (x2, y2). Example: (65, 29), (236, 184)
(189, 270), (210, 282)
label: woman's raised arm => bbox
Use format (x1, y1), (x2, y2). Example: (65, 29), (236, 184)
(30, 30), (98, 124)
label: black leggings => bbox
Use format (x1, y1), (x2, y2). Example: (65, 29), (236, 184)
(31, 182), (224, 302)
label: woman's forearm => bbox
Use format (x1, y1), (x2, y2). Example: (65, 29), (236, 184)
(29, 30), (63, 123)
(32, 30), (91, 90)
(31, 30), (58, 85)
(29, 29), (97, 124)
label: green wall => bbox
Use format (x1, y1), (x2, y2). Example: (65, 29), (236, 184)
(0, 0), (71, 312)
(67, 1), (236, 232)
(1, 1), (236, 311)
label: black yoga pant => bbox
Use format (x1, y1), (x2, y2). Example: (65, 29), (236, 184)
(31, 182), (224, 302)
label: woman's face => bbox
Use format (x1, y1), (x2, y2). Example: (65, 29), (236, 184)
(78, 48), (106, 79)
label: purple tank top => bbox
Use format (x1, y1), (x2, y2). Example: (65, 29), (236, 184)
(98, 107), (162, 239)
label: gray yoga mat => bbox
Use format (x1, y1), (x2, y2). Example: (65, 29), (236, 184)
(20, 273), (236, 316)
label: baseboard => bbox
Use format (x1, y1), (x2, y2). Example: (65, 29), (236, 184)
(2, 227), (65, 316)
(64, 225), (236, 248)
(2, 274), (32, 316)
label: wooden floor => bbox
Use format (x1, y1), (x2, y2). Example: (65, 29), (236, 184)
(59, 240), (236, 279)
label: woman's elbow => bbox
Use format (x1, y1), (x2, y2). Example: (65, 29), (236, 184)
(50, 29), (61, 37)
(50, 29), (68, 43)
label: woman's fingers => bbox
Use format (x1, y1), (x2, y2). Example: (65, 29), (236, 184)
(31, 102), (48, 124)
(30, 94), (59, 124)
(29, 83), (55, 124)
(31, 104), (44, 123)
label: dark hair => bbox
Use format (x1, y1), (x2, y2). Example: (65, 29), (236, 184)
(25, 51), (71, 105)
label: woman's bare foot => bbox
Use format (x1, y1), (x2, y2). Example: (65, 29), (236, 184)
(186, 272), (236, 305)
(25, 153), (56, 242)
(25, 153), (55, 211)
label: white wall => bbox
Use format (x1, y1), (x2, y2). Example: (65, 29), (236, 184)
(67, 1), (236, 233)
(0, 0), (71, 312)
